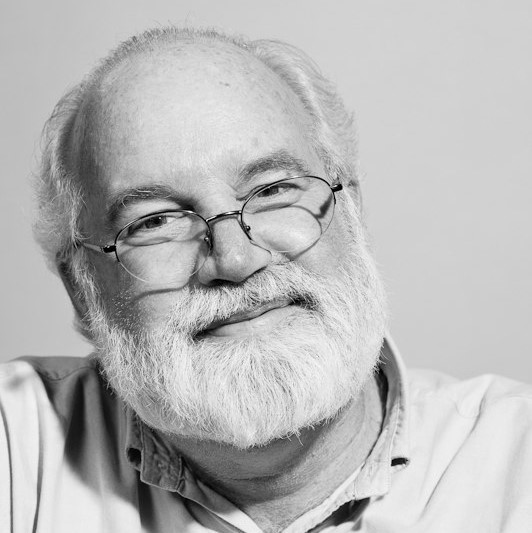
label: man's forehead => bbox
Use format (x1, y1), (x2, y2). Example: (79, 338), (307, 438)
(76, 40), (311, 165)
(85, 41), (295, 120)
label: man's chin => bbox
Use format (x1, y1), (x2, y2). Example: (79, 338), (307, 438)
(126, 351), (375, 451)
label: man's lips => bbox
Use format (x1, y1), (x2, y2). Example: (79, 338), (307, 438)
(200, 299), (298, 338)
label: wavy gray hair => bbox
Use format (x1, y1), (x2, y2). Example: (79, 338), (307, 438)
(33, 26), (359, 275)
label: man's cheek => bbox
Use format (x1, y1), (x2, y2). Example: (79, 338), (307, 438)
(294, 235), (344, 277)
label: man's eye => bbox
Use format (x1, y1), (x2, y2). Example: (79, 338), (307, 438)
(142, 215), (168, 230)
(127, 215), (169, 235)
(256, 184), (293, 198)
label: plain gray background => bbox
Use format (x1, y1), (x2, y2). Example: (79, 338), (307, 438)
(1, 1), (530, 380)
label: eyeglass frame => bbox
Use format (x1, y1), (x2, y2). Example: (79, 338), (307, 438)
(77, 175), (343, 268)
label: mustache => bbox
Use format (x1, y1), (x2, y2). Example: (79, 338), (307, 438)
(159, 262), (323, 337)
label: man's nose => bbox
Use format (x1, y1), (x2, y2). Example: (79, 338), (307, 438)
(195, 215), (272, 286)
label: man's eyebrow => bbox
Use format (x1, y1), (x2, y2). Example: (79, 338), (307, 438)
(105, 151), (311, 225)
(106, 184), (180, 226)
(236, 150), (312, 185)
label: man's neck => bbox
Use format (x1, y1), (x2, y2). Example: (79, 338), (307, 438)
(169, 375), (384, 532)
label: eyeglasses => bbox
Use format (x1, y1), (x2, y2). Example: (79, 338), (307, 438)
(79, 176), (343, 285)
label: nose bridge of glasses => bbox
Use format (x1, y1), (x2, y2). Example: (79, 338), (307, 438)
(204, 209), (251, 234)
(205, 209), (242, 223)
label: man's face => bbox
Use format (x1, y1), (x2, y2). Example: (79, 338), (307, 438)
(74, 43), (387, 448)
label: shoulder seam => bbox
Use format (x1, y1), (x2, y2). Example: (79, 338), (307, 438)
(18, 357), (99, 383)
(35, 365), (97, 382)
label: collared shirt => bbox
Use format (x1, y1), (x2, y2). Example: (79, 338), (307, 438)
(1, 339), (531, 532)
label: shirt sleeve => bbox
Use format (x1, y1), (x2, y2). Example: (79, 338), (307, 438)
(0, 360), (51, 533)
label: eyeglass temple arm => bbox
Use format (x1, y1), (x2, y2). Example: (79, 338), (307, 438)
(78, 241), (116, 254)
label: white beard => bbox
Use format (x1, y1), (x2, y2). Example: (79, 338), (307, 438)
(80, 209), (387, 449)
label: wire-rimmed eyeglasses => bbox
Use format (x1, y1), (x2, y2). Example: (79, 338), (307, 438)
(78, 175), (343, 285)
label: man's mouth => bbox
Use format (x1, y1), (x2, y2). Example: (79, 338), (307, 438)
(198, 298), (304, 339)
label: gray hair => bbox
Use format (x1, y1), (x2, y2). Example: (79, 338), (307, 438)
(33, 26), (359, 274)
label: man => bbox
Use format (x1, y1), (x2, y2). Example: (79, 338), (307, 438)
(1, 26), (531, 532)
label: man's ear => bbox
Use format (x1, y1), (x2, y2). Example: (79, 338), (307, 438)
(345, 179), (362, 205)
(58, 260), (89, 325)
(341, 173), (364, 214)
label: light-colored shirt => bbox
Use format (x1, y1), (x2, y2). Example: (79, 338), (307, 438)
(1, 339), (531, 532)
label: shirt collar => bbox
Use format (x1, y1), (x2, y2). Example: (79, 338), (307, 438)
(124, 335), (410, 500)
(351, 335), (410, 500)
(124, 408), (184, 492)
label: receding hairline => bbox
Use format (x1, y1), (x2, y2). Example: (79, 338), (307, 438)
(92, 37), (261, 91)
(77, 28), (262, 109)
(80, 36), (297, 120)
